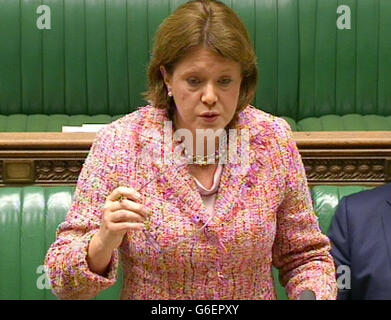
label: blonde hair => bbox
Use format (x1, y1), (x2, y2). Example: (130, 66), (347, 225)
(143, 0), (258, 126)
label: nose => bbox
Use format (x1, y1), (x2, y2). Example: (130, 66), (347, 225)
(201, 82), (218, 106)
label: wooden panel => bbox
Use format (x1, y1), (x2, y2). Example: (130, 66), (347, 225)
(3, 160), (34, 184)
(0, 132), (390, 186)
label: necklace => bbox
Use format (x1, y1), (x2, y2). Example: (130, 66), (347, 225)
(183, 148), (226, 166)
(192, 152), (221, 166)
(172, 117), (228, 166)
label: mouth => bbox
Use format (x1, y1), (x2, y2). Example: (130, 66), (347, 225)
(199, 112), (219, 123)
(199, 112), (219, 118)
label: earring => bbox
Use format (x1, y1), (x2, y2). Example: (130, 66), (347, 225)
(167, 88), (173, 97)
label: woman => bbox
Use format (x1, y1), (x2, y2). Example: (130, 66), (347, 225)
(44, 0), (337, 300)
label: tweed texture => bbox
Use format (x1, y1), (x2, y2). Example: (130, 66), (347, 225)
(44, 105), (337, 300)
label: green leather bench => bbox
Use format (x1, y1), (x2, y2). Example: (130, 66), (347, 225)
(0, 185), (372, 300)
(0, 0), (390, 132)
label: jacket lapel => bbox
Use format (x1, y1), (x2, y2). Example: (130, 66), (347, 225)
(159, 156), (209, 224)
(212, 141), (253, 226)
(212, 130), (273, 227)
(142, 106), (267, 227)
(142, 108), (209, 224)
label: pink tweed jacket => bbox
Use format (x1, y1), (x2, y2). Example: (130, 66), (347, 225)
(44, 105), (337, 300)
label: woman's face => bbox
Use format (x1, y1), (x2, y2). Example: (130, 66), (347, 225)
(160, 47), (243, 135)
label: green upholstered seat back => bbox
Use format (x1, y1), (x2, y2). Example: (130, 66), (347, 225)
(0, 185), (373, 299)
(0, 186), (122, 300)
(1, 0), (390, 121)
(312, 185), (373, 234)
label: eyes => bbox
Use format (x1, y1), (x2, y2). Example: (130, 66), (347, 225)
(186, 77), (233, 87)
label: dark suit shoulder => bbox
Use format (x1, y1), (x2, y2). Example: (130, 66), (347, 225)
(343, 183), (391, 208)
(332, 184), (391, 241)
(337, 184), (391, 244)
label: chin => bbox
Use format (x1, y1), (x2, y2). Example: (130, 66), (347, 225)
(200, 123), (225, 131)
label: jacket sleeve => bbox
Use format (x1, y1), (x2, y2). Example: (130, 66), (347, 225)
(44, 127), (121, 300)
(271, 119), (337, 300)
(328, 197), (351, 300)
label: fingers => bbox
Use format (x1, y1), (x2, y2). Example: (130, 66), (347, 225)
(102, 186), (153, 236)
(108, 222), (145, 233)
(110, 210), (146, 223)
(108, 186), (142, 203)
(109, 199), (149, 219)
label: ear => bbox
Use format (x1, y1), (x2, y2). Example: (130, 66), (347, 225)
(160, 65), (171, 87)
